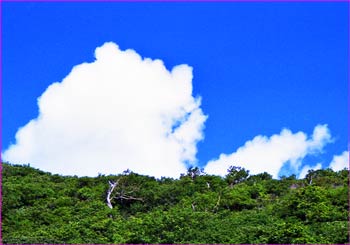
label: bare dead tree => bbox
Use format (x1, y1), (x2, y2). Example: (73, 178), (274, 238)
(191, 202), (196, 211)
(213, 193), (221, 212)
(106, 176), (143, 209)
(309, 175), (313, 185)
(107, 180), (119, 209)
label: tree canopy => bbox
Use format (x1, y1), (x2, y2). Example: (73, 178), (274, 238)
(2, 162), (349, 244)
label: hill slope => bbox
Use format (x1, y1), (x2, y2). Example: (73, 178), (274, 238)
(2, 163), (349, 244)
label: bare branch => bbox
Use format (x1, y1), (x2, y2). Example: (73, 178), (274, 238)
(116, 195), (143, 201)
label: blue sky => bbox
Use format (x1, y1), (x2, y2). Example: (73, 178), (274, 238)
(2, 2), (348, 178)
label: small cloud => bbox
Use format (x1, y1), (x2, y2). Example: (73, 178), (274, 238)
(298, 163), (322, 179)
(205, 124), (332, 179)
(3, 42), (207, 178)
(308, 124), (333, 152)
(329, 151), (349, 171)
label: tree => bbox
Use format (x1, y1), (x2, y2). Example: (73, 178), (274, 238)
(226, 166), (249, 188)
(248, 172), (272, 182)
(181, 166), (205, 180)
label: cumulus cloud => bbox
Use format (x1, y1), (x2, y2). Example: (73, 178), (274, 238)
(3, 42), (207, 178)
(329, 151), (349, 171)
(204, 125), (332, 178)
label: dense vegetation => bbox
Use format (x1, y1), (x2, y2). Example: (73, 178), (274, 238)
(2, 162), (349, 244)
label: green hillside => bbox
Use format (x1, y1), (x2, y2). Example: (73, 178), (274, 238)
(2, 162), (349, 244)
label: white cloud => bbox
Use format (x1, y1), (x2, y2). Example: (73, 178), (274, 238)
(329, 151), (349, 171)
(204, 124), (332, 178)
(3, 42), (207, 178)
(298, 163), (322, 179)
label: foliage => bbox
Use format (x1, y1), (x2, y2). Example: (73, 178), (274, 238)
(225, 165), (250, 187)
(2, 162), (349, 244)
